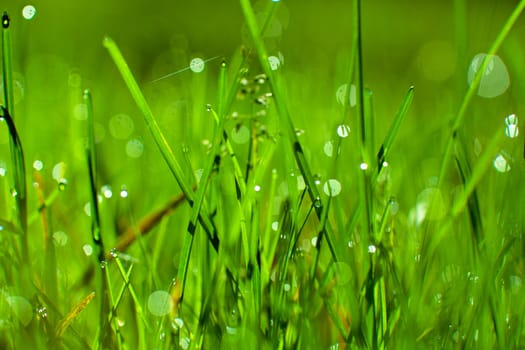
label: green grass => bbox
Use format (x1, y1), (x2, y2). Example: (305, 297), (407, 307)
(1, 1), (525, 349)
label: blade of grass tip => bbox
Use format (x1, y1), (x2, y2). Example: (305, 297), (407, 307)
(2, 13), (14, 115)
(438, 0), (525, 185)
(376, 86), (414, 174)
(239, 0), (342, 263)
(103, 37), (219, 251)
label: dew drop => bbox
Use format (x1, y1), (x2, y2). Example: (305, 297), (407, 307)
(190, 58), (205, 73)
(505, 113), (518, 126)
(36, 306), (47, 319)
(324, 141), (334, 157)
(101, 185), (112, 199)
(180, 337), (190, 350)
(493, 153), (511, 173)
(172, 317), (184, 331)
(231, 125), (250, 144)
(313, 197), (322, 207)
(83, 244), (93, 256)
(254, 184), (261, 192)
(52, 162), (66, 182)
(347, 241), (354, 248)
(0, 163), (6, 177)
(68, 71), (82, 88)
(271, 221), (279, 231)
(336, 84), (356, 107)
(22, 5), (36, 20)
(33, 160), (44, 171)
(206, 103), (212, 112)
(336, 124), (351, 138)
(110, 248), (118, 258)
(126, 138), (144, 158)
(100, 260), (108, 269)
(120, 186), (129, 198)
(467, 53), (510, 98)
(58, 179), (68, 191)
(323, 179), (342, 197)
(360, 162), (369, 171)
(147, 290), (173, 317)
(505, 124), (519, 138)
(368, 244), (377, 254)
(117, 318), (125, 328)
(84, 202), (91, 217)
(311, 236), (318, 247)
(268, 56), (280, 70)
(52, 231), (68, 247)
(283, 283), (291, 292)
(109, 114), (134, 140)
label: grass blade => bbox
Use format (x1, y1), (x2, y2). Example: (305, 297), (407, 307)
(438, 0), (525, 183)
(239, 0), (342, 263)
(103, 37), (219, 251)
(376, 86), (414, 173)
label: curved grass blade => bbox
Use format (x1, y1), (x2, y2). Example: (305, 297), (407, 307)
(103, 37), (219, 251)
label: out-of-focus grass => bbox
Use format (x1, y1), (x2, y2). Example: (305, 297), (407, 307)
(0, 0), (524, 349)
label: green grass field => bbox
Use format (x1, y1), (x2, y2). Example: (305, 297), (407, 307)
(0, 0), (525, 348)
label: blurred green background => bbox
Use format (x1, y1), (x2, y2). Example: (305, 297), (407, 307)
(1, 0), (524, 272)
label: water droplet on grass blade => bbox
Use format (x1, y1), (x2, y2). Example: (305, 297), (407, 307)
(101, 185), (112, 198)
(505, 124), (519, 138)
(271, 221), (279, 231)
(172, 317), (184, 331)
(53, 231), (68, 246)
(268, 56), (280, 70)
(33, 160), (43, 171)
(189, 58), (205, 73)
(254, 185), (261, 192)
(336, 84), (357, 107)
(22, 5), (36, 20)
(148, 290), (173, 317)
(368, 245), (377, 254)
(468, 53), (510, 98)
(126, 138), (144, 158)
(109, 114), (134, 140)
(52, 162), (66, 182)
(83, 244), (93, 256)
(0, 163), (6, 177)
(120, 186), (129, 198)
(493, 153), (511, 173)
(505, 113), (518, 126)
(323, 179), (342, 197)
(336, 124), (351, 138)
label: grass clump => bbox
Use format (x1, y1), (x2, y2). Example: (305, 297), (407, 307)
(1, 1), (525, 349)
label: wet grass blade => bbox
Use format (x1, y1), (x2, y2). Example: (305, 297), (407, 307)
(103, 37), (219, 251)
(84, 90), (104, 259)
(240, 0), (342, 263)
(0, 107), (27, 254)
(376, 86), (414, 173)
